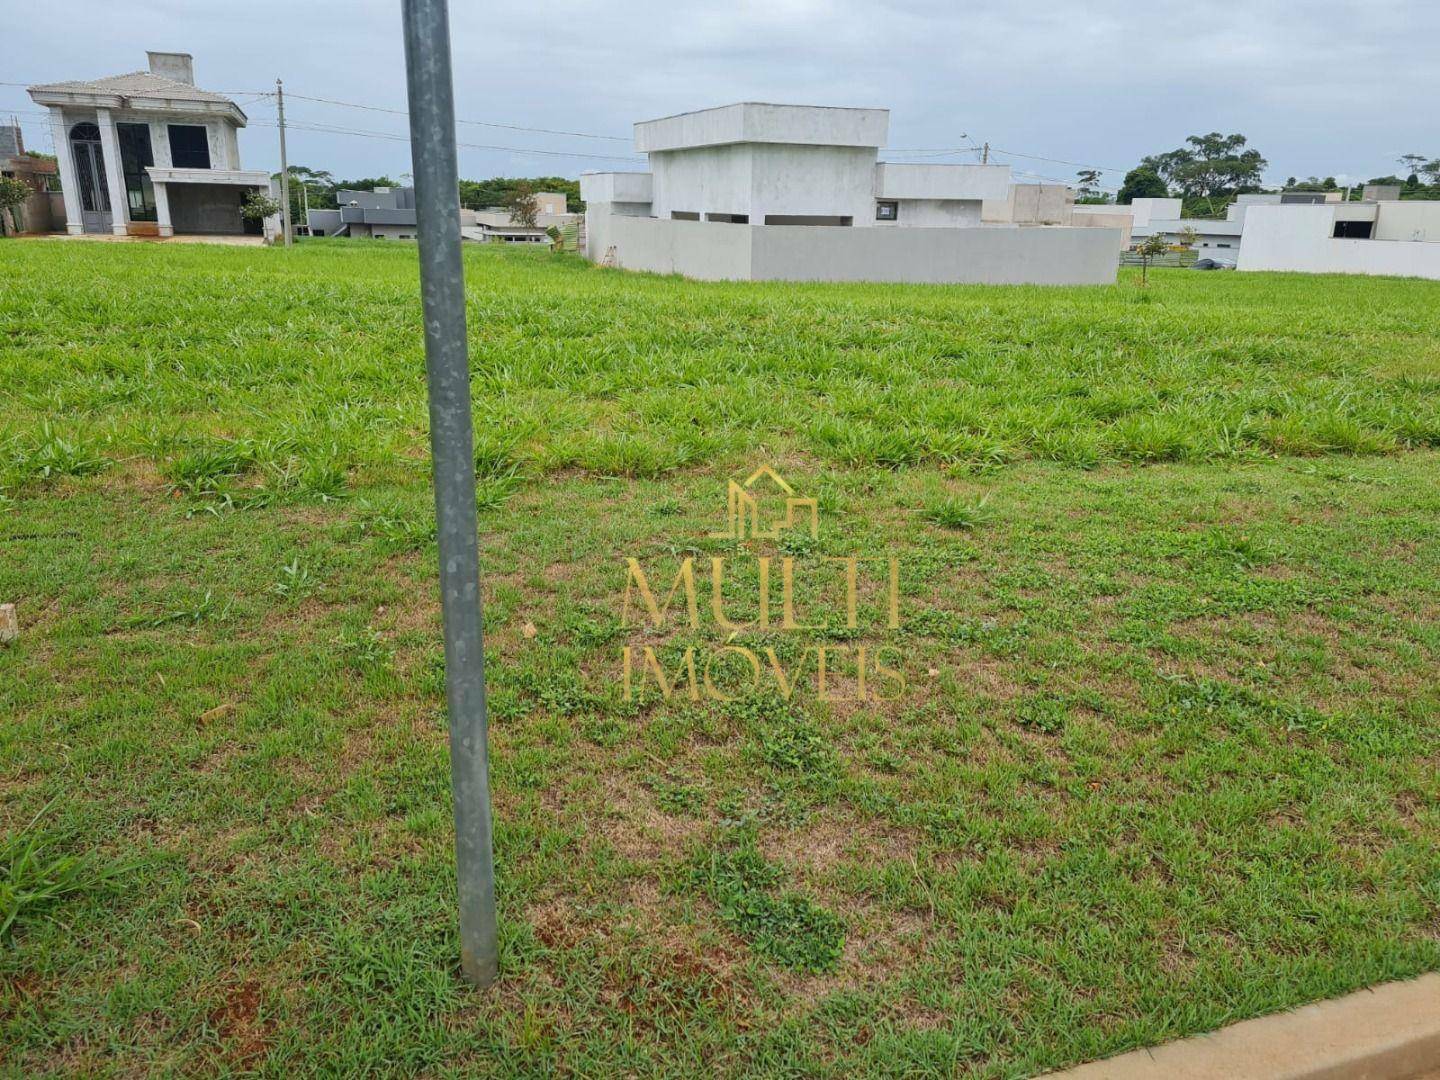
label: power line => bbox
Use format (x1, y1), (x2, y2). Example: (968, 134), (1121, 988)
(986, 147), (1128, 174)
(234, 88), (633, 143)
(249, 117), (643, 163)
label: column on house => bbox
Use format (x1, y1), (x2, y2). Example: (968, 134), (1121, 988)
(153, 181), (173, 237)
(94, 107), (129, 235)
(47, 106), (83, 235)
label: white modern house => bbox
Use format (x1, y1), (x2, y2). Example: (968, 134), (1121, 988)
(581, 103), (1118, 285)
(1239, 196), (1440, 279)
(27, 51), (271, 238)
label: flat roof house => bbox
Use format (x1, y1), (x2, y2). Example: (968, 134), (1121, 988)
(1238, 195), (1440, 280)
(308, 187), (418, 240)
(581, 103), (1118, 286)
(27, 51), (270, 238)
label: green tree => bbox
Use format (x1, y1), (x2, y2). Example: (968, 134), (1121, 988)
(240, 190), (279, 223)
(504, 181), (540, 228)
(1141, 132), (1267, 199)
(458, 176), (583, 212)
(0, 176), (30, 235)
(1117, 166), (1167, 204)
(1075, 168), (1106, 203)
(1135, 233), (1169, 286)
(1397, 153), (1429, 179)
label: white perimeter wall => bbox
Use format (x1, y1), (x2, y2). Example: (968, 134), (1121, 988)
(585, 213), (753, 278)
(586, 212), (1116, 285)
(1239, 204), (1440, 280)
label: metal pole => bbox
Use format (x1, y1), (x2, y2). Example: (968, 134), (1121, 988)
(399, 0), (499, 988)
(276, 78), (292, 246)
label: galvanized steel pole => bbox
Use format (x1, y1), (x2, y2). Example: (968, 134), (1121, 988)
(400, 0), (499, 988)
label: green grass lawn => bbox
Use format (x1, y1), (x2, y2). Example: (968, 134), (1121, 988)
(2, 239), (1439, 1077)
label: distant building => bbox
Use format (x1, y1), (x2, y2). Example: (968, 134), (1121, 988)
(461, 192), (580, 244)
(307, 187), (579, 243)
(0, 123), (59, 234)
(581, 102), (1118, 285)
(1239, 195), (1440, 279)
(307, 187), (417, 240)
(27, 51), (272, 238)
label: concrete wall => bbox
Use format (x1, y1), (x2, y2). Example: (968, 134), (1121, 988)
(1373, 200), (1440, 242)
(587, 212), (753, 278)
(649, 144), (752, 219)
(586, 211), (1116, 285)
(636, 103), (888, 153)
(580, 171), (653, 204)
(1004, 184), (1074, 225)
(647, 142), (879, 223)
(1238, 203), (1440, 280)
(307, 208), (342, 235)
(750, 144), (876, 222)
(883, 199), (982, 227)
(1117, 197), (1182, 228)
(168, 183), (245, 234)
(874, 162), (1012, 203)
(751, 222), (1116, 285)
(1070, 207), (1133, 250)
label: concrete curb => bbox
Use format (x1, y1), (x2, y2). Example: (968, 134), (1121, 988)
(1046, 974), (1440, 1079)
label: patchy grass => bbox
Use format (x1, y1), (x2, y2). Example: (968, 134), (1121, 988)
(2, 240), (1439, 1077)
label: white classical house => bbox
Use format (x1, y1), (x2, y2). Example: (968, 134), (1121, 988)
(581, 103), (1118, 285)
(27, 51), (271, 238)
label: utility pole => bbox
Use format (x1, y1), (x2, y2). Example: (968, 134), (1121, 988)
(399, 0), (499, 988)
(276, 78), (292, 246)
(981, 142), (990, 165)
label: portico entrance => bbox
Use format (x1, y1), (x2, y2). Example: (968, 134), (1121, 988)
(68, 122), (112, 233)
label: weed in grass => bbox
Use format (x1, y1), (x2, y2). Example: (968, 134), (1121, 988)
(1016, 693), (1069, 735)
(689, 830), (845, 972)
(922, 493), (992, 531)
(127, 590), (231, 629)
(1, 802), (130, 940)
(755, 715), (834, 776)
(3, 424), (106, 487)
(274, 557), (321, 602)
(333, 625), (393, 672)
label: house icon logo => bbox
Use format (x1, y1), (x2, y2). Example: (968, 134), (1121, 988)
(710, 465), (819, 541)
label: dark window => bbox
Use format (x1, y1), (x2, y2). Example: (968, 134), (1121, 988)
(1333, 220), (1373, 239)
(167, 125), (211, 169)
(763, 215), (853, 226)
(704, 212), (749, 223)
(876, 200), (899, 221)
(116, 123), (156, 221)
(670, 210), (699, 221)
(1217, 243), (1231, 248)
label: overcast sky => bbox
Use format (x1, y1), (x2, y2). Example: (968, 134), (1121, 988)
(6, 0), (1436, 192)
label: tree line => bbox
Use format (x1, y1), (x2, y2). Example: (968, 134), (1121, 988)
(1111, 135), (1440, 217)
(275, 167), (583, 218)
